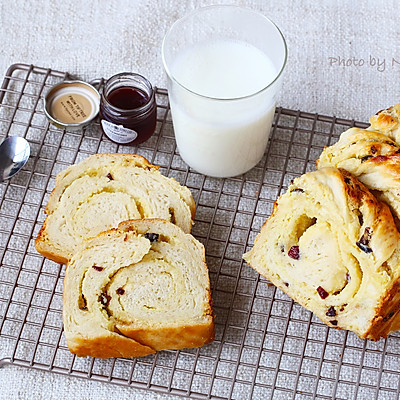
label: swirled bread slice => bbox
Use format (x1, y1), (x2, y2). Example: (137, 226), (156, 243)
(244, 168), (400, 340)
(317, 127), (400, 226)
(35, 153), (195, 264)
(63, 219), (214, 358)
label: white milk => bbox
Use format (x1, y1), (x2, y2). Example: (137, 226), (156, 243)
(168, 39), (278, 177)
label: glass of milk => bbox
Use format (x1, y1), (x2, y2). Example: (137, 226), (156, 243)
(162, 5), (287, 178)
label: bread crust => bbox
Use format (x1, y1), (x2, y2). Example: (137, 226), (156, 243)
(369, 104), (400, 141)
(35, 218), (68, 264)
(362, 279), (400, 340)
(317, 127), (400, 228)
(67, 331), (156, 359)
(119, 323), (215, 352)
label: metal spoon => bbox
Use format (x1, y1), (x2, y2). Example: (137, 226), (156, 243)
(0, 137), (30, 182)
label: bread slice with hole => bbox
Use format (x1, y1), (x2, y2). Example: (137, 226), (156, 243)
(63, 218), (215, 358)
(35, 153), (195, 264)
(244, 167), (400, 340)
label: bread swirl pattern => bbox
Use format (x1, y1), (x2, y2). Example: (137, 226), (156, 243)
(63, 219), (214, 358)
(35, 153), (195, 264)
(317, 127), (400, 226)
(244, 168), (400, 340)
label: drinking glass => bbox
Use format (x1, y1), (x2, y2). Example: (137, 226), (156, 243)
(162, 5), (287, 178)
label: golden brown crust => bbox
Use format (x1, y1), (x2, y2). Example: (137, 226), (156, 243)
(35, 219), (69, 264)
(317, 127), (400, 228)
(369, 104), (400, 135)
(120, 322), (215, 351)
(362, 279), (400, 340)
(68, 332), (156, 359)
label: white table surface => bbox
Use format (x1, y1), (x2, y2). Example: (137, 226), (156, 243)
(1, 0), (399, 399)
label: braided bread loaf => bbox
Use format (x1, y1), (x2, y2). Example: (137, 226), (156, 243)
(244, 168), (400, 340)
(63, 219), (214, 358)
(35, 153), (195, 264)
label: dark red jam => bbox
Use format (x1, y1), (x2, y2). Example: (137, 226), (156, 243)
(100, 73), (157, 145)
(108, 87), (149, 109)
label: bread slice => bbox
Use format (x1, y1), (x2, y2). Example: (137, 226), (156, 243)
(63, 218), (214, 358)
(35, 153), (195, 264)
(244, 167), (400, 340)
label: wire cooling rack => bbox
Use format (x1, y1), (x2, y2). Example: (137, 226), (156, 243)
(0, 63), (400, 400)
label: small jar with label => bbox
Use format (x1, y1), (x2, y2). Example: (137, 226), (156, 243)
(100, 73), (157, 145)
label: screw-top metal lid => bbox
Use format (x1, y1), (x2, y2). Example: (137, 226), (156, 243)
(44, 80), (100, 130)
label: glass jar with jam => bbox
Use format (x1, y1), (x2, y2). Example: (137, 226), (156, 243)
(100, 72), (157, 145)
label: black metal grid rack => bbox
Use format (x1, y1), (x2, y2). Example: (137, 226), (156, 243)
(0, 63), (399, 400)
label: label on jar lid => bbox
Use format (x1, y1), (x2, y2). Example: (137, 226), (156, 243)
(44, 81), (100, 130)
(101, 120), (138, 144)
(52, 92), (91, 124)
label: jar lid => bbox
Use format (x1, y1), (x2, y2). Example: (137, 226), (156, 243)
(44, 81), (100, 130)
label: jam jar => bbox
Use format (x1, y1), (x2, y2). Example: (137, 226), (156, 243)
(100, 73), (157, 145)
